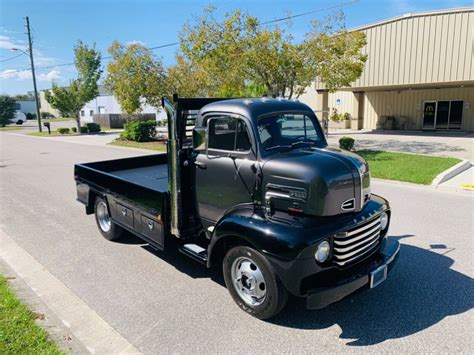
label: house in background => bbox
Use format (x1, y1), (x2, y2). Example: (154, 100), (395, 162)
(15, 100), (36, 115)
(300, 7), (474, 132)
(39, 85), (166, 122)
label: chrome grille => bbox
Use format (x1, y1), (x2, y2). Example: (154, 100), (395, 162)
(333, 216), (381, 266)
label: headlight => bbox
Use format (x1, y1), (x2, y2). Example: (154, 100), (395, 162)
(380, 212), (389, 231)
(315, 241), (330, 263)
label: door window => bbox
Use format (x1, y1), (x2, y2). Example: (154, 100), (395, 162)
(208, 116), (251, 152)
(423, 100), (463, 130)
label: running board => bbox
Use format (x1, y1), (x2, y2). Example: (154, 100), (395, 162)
(179, 244), (208, 265)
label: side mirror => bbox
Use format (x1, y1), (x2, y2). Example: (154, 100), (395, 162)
(192, 127), (207, 151)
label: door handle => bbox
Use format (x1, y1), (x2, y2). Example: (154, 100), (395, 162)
(194, 161), (207, 169)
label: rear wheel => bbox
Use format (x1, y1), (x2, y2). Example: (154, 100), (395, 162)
(16, 120), (23, 125)
(94, 197), (123, 241)
(223, 246), (288, 319)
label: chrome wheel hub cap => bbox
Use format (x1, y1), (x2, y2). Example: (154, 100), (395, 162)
(231, 257), (266, 306)
(97, 201), (111, 232)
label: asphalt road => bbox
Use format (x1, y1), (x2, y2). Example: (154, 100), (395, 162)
(0, 132), (473, 353)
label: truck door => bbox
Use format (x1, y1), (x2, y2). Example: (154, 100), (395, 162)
(195, 115), (256, 224)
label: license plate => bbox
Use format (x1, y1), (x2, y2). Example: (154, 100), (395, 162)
(370, 264), (388, 288)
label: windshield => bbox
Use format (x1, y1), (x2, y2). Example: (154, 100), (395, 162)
(256, 112), (325, 153)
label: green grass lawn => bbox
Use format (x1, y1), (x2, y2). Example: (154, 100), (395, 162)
(28, 130), (63, 137)
(108, 139), (167, 151)
(0, 275), (63, 354)
(357, 150), (461, 185)
(0, 126), (22, 131)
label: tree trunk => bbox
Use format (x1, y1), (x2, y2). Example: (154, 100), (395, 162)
(76, 113), (81, 134)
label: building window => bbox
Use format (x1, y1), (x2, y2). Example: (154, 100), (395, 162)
(80, 110), (85, 117)
(89, 110), (94, 116)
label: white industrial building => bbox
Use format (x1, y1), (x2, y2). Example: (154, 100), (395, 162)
(300, 7), (474, 132)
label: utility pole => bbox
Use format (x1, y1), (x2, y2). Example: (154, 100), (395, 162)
(25, 16), (42, 132)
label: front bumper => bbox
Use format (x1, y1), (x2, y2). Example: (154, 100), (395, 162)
(306, 239), (400, 309)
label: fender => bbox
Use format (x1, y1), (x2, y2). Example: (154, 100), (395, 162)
(207, 195), (389, 267)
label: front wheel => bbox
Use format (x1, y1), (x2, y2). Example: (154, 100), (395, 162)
(223, 246), (288, 319)
(94, 197), (124, 241)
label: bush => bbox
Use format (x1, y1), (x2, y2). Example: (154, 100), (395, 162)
(26, 113), (36, 120)
(58, 127), (70, 134)
(339, 136), (355, 151)
(80, 126), (88, 133)
(40, 112), (54, 119)
(121, 120), (157, 142)
(86, 123), (101, 133)
(71, 127), (77, 133)
(329, 108), (350, 122)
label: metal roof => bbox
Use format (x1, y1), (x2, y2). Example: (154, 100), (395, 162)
(350, 6), (474, 32)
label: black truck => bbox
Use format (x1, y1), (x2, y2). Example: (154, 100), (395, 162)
(75, 95), (400, 319)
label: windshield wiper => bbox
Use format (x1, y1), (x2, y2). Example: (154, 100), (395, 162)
(290, 140), (315, 148)
(265, 144), (291, 151)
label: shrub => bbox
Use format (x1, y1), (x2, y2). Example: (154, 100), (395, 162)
(26, 113), (36, 120)
(71, 127), (77, 133)
(58, 127), (70, 134)
(80, 126), (88, 133)
(339, 136), (355, 151)
(86, 122), (101, 133)
(40, 111), (53, 119)
(330, 108), (351, 122)
(121, 120), (157, 142)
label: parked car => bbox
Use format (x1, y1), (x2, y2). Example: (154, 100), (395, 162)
(11, 111), (27, 125)
(74, 95), (400, 319)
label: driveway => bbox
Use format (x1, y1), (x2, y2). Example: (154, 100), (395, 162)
(0, 132), (472, 353)
(327, 129), (474, 161)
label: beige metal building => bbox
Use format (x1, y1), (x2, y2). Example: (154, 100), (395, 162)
(300, 7), (474, 131)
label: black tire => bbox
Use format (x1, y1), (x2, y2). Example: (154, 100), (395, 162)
(16, 120), (23, 125)
(94, 197), (124, 241)
(223, 246), (288, 319)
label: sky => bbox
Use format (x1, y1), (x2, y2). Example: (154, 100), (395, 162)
(0, 0), (472, 95)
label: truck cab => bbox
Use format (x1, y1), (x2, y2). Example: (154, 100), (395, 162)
(75, 95), (399, 319)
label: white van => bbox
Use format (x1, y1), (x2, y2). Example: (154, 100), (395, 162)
(11, 111), (27, 125)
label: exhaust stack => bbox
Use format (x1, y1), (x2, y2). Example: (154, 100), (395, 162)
(162, 97), (180, 237)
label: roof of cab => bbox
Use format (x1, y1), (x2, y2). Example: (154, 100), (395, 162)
(196, 98), (314, 126)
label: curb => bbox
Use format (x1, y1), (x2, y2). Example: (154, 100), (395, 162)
(432, 159), (472, 186)
(0, 229), (141, 354)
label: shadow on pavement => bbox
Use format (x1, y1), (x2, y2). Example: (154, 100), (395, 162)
(271, 236), (474, 346)
(132, 233), (473, 346)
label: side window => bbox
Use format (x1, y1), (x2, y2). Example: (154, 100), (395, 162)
(208, 117), (236, 151)
(235, 120), (251, 151)
(207, 116), (252, 152)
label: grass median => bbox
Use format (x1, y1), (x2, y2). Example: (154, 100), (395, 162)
(0, 275), (63, 354)
(108, 139), (167, 151)
(357, 150), (461, 185)
(0, 126), (22, 131)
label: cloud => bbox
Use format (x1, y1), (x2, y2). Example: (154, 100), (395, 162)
(0, 68), (61, 82)
(39, 70), (61, 81)
(126, 40), (146, 46)
(0, 34), (28, 51)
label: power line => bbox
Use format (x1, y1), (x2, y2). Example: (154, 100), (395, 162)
(0, 53), (25, 63)
(0, 1), (357, 77)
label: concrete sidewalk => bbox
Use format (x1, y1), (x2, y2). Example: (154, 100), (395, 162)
(327, 129), (473, 161)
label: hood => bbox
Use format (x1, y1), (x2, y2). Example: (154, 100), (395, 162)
(261, 146), (370, 217)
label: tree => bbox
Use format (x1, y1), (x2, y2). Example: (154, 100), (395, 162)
(179, 7), (367, 98)
(105, 42), (167, 118)
(12, 93), (35, 101)
(0, 95), (17, 127)
(45, 41), (102, 132)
